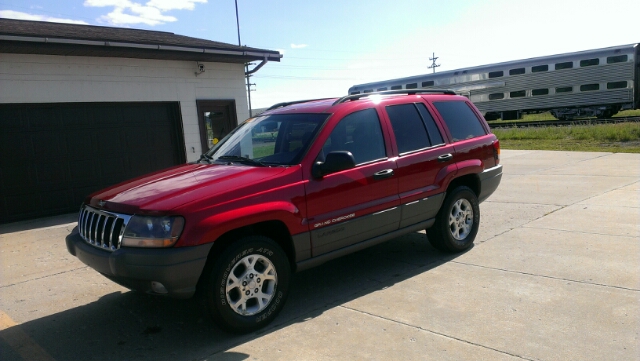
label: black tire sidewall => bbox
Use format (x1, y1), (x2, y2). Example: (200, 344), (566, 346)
(205, 236), (290, 333)
(437, 186), (480, 252)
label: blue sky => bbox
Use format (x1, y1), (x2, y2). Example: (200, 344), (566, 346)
(1, 0), (639, 109)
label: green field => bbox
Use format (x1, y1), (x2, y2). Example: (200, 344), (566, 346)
(487, 109), (640, 123)
(493, 122), (640, 153)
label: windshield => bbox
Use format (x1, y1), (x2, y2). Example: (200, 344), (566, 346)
(205, 113), (329, 166)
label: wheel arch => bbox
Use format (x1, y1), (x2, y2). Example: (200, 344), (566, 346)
(446, 173), (480, 197)
(195, 220), (296, 294)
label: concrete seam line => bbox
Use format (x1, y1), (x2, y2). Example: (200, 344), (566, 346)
(339, 306), (537, 361)
(450, 261), (640, 292)
(519, 225), (639, 238)
(0, 267), (88, 289)
(572, 179), (640, 204)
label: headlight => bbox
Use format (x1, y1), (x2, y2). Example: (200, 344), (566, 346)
(121, 215), (185, 248)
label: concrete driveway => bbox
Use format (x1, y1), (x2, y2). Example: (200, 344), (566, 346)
(1, 150), (638, 361)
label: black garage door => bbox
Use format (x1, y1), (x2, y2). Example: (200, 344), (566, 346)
(0, 102), (186, 224)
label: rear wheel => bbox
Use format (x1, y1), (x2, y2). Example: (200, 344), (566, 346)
(427, 186), (479, 252)
(202, 236), (290, 333)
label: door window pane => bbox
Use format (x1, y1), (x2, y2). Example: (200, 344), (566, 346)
(323, 109), (386, 165)
(416, 103), (444, 145)
(386, 104), (431, 154)
(204, 111), (227, 148)
(433, 101), (487, 141)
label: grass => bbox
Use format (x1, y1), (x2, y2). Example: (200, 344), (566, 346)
(487, 109), (640, 123)
(493, 122), (640, 153)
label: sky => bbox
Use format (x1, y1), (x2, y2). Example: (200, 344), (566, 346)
(1, 0), (639, 109)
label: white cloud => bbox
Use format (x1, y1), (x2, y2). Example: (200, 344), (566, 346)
(84, 0), (206, 26)
(290, 43), (308, 49)
(0, 10), (88, 24)
(146, 0), (206, 11)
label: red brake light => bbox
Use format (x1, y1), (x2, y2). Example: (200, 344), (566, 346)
(493, 140), (500, 165)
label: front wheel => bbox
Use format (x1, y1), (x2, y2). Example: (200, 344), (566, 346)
(202, 236), (290, 333)
(427, 186), (480, 252)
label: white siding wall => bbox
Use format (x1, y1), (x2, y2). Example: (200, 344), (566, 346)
(0, 53), (249, 162)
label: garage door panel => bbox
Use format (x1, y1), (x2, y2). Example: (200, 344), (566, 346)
(2, 165), (38, 191)
(1, 134), (32, 166)
(27, 106), (63, 130)
(32, 133), (68, 158)
(0, 102), (185, 223)
(61, 106), (89, 128)
(0, 106), (26, 130)
(35, 161), (69, 188)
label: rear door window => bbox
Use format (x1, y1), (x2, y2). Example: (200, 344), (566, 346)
(386, 104), (432, 154)
(433, 101), (487, 141)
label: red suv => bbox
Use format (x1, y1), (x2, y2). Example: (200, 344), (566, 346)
(66, 90), (502, 333)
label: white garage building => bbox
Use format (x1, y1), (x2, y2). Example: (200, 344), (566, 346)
(0, 18), (281, 223)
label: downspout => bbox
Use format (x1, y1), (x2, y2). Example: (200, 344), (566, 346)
(245, 56), (268, 75)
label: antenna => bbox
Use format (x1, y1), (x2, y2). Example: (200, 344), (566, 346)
(428, 52), (440, 74)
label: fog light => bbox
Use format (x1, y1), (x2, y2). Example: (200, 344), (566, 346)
(151, 281), (168, 294)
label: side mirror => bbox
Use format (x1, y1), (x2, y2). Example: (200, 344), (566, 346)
(312, 151), (356, 178)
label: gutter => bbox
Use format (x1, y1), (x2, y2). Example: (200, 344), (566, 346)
(0, 34), (282, 62)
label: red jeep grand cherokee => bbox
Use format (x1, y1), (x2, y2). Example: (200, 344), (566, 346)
(66, 90), (502, 333)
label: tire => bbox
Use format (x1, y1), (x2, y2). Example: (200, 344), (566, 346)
(202, 236), (290, 333)
(427, 186), (480, 252)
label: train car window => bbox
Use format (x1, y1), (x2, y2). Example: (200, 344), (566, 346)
(556, 86), (573, 93)
(363, 89), (373, 93)
(510, 90), (526, 98)
(391, 85), (402, 90)
(580, 58), (599, 67)
(377, 87), (388, 91)
(532, 89), (549, 96)
(509, 68), (525, 75)
(488, 71), (503, 78)
(415, 104), (444, 145)
(580, 84), (599, 91)
(555, 62), (573, 70)
(433, 101), (487, 141)
(386, 104), (432, 154)
(489, 93), (505, 100)
(532, 65), (548, 73)
(607, 55), (628, 64)
(607, 81), (627, 89)
(406, 83), (418, 89)
(422, 81), (435, 87)
(350, 91), (361, 95)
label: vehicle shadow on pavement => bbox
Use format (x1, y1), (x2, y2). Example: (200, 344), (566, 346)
(0, 232), (466, 361)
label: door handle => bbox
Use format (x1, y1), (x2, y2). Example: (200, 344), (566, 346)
(373, 169), (394, 180)
(437, 153), (453, 162)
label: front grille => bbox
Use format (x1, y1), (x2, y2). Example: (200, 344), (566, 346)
(78, 205), (131, 251)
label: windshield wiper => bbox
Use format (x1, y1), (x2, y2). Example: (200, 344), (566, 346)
(198, 153), (213, 163)
(217, 155), (266, 167)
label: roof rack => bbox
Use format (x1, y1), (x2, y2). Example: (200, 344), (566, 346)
(333, 89), (456, 105)
(266, 97), (334, 111)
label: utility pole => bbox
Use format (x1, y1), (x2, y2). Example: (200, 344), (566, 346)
(428, 52), (440, 74)
(235, 0), (254, 117)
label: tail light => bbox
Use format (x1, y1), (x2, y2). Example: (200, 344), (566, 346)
(492, 139), (500, 165)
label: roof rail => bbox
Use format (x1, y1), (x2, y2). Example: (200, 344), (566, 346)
(266, 97), (334, 111)
(333, 89), (456, 105)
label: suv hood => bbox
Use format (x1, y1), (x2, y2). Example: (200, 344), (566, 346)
(87, 163), (287, 214)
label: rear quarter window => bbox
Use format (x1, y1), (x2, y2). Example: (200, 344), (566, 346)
(433, 101), (487, 142)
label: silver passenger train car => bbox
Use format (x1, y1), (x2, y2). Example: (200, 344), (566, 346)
(348, 44), (639, 120)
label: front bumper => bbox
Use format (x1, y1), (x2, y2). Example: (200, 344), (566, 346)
(478, 164), (503, 203)
(66, 228), (212, 299)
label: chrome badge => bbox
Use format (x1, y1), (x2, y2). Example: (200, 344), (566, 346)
(98, 200), (106, 207)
